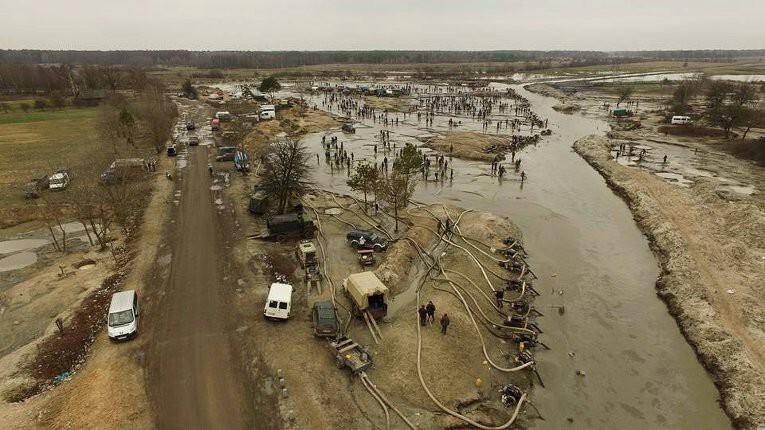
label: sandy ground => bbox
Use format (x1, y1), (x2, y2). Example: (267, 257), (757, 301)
(525, 84), (572, 102)
(574, 135), (765, 429)
(0, 151), (174, 429)
(229, 161), (538, 429)
(363, 96), (415, 113)
(245, 104), (343, 153)
(419, 131), (512, 162)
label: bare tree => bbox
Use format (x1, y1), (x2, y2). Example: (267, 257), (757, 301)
(99, 65), (123, 90)
(260, 139), (313, 214)
(706, 82), (757, 138)
(616, 86), (634, 107)
(135, 81), (177, 153)
(741, 105), (765, 140)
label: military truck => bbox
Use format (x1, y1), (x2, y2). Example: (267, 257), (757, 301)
(248, 189), (268, 214)
(265, 213), (316, 240)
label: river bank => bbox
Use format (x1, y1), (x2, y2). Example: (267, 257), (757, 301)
(574, 134), (765, 429)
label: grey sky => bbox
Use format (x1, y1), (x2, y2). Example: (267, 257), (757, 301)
(1, 0), (762, 51)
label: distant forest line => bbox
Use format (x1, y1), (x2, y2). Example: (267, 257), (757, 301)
(1, 49), (763, 69)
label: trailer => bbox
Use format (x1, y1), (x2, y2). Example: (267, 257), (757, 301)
(343, 272), (388, 319)
(329, 336), (373, 374)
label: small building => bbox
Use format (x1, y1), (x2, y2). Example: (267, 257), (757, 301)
(611, 108), (633, 117)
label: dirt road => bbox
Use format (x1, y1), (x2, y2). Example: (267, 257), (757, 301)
(147, 141), (255, 429)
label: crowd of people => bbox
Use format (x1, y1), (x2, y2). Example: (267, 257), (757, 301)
(310, 81), (550, 186)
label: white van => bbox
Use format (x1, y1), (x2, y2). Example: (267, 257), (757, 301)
(215, 111), (232, 121)
(263, 283), (292, 320)
(107, 290), (140, 340)
(671, 115), (691, 125)
(259, 105), (276, 120)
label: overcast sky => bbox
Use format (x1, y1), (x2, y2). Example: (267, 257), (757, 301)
(1, 0), (762, 51)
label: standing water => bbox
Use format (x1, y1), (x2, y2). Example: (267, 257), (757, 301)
(286, 81), (731, 429)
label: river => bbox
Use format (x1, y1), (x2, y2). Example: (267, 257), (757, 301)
(278, 81), (732, 429)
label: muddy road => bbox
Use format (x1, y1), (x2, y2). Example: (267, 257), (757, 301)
(283, 82), (732, 428)
(146, 120), (255, 429)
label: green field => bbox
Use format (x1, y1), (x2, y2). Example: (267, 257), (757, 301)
(0, 106), (98, 209)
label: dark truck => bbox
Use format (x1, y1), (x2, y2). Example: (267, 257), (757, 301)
(24, 174), (51, 199)
(248, 189), (268, 214)
(265, 213), (316, 240)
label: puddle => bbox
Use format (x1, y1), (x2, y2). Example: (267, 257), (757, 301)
(0, 239), (49, 254)
(721, 184), (756, 195)
(684, 167), (716, 178)
(655, 172), (693, 187)
(0, 251), (38, 272)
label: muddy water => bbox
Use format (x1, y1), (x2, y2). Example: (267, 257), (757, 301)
(289, 83), (731, 429)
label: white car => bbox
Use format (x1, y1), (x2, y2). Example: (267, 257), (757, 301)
(49, 172), (70, 190)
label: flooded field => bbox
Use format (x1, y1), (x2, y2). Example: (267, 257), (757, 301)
(277, 81), (733, 428)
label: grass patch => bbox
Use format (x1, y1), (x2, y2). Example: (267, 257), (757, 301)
(0, 107), (94, 125)
(0, 107), (98, 210)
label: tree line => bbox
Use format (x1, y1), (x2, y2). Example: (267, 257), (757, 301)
(0, 63), (150, 96)
(2, 49), (762, 70)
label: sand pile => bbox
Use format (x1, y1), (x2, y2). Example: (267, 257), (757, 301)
(552, 103), (582, 113)
(420, 131), (512, 161)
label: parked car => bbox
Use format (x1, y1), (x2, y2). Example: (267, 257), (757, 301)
(188, 136), (200, 146)
(186, 121), (196, 130)
(107, 290), (140, 340)
(311, 301), (339, 337)
(49, 169), (71, 191)
(167, 145), (177, 156)
(346, 230), (388, 251)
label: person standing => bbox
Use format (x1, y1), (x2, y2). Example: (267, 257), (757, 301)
(495, 289), (505, 308)
(440, 313), (450, 335)
(418, 305), (428, 326)
(426, 301), (436, 324)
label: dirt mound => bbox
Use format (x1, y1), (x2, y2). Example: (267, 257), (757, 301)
(657, 124), (727, 138)
(552, 103), (581, 114)
(245, 106), (342, 155)
(420, 131), (512, 161)
(363, 96), (413, 113)
(574, 134), (765, 429)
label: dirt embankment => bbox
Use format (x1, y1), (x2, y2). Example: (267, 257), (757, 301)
(574, 135), (765, 429)
(419, 131), (512, 162)
(525, 83), (570, 101)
